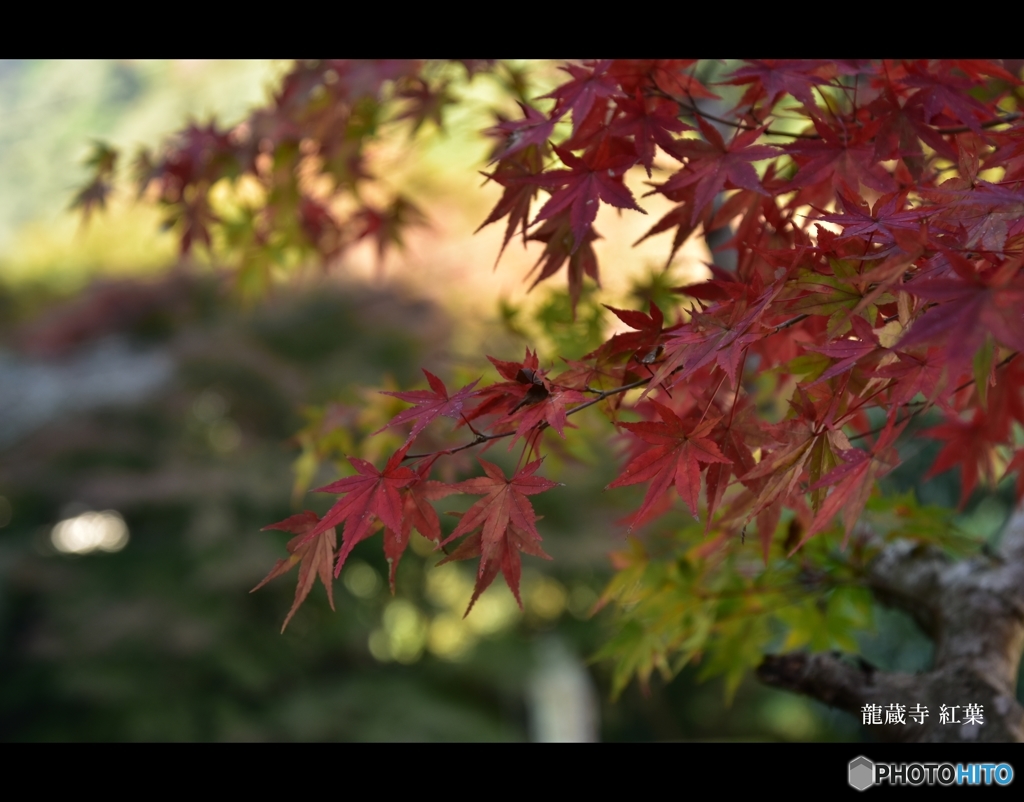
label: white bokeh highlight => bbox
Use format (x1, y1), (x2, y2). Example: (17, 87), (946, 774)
(51, 510), (129, 555)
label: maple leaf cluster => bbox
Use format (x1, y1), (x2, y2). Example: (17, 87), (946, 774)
(79, 60), (486, 296)
(254, 359), (572, 629)
(468, 60), (1024, 553)
(89, 60), (1024, 637)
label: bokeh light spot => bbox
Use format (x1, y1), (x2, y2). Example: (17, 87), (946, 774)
(465, 590), (520, 636)
(51, 510), (129, 555)
(425, 563), (473, 609)
(526, 576), (567, 620)
(368, 628), (391, 662)
(382, 600), (427, 664)
(427, 613), (474, 661)
(343, 560), (382, 599)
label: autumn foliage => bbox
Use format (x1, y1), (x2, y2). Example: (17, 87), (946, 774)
(81, 60), (1024, 694)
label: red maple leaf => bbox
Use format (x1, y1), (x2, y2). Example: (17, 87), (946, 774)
(738, 385), (849, 524)
(647, 59), (719, 101)
(784, 114), (895, 195)
(900, 61), (994, 135)
(462, 348), (547, 426)
(1007, 448), (1024, 503)
(806, 314), (885, 385)
(987, 356), (1024, 438)
(633, 184), (703, 269)
(652, 310), (760, 390)
(531, 141), (645, 254)
(541, 60), (621, 135)
(660, 117), (778, 225)
(589, 301), (668, 364)
(923, 408), (1008, 507)
(310, 445), (417, 574)
(703, 397), (779, 545)
(722, 60), (834, 110)
(437, 521), (552, 617)
(498, 382), (586, 448)
(985, 122), (1024, 182)
(873, 347), (946, 407)
(375, 369), (480, 442)
(804, 415), (907, 546)
(867, 84), (958, 167)
(925, 178), (1024, 257)
(817, 185), (926, 249)
(441, 458), (561, 612)
(352, 196), (427, 267)
(899, 252), (1024, 374)
(551, 355), (626, 395)
(476, 147), (545, 260)
(484, 102), (556, 165)
(608, 400), (731, 527)
(297, 196), (344, 262)
(610, 89), (692, 176)
(394, 76), (455, 133)
(382, 461), (455, 592)
(523, 213), (602, 312)
(648, 272), (783, 391)
(251, 511), (336, 633)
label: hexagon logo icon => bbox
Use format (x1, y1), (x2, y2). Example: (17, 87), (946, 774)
(849, 756), (874, 791)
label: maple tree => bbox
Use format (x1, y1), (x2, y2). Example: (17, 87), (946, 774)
(79, 59), (1024, 742)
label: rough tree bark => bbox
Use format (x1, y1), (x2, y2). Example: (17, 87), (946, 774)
(757, 503), (1024, 743)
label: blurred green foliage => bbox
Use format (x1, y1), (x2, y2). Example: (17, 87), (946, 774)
(0, 271), (870, 742)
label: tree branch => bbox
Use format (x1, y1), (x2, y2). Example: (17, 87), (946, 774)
(759, 502), (1024, 742)
(862, 539), (946, 638)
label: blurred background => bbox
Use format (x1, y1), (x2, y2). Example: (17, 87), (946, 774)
(0, 59), (1019, 742)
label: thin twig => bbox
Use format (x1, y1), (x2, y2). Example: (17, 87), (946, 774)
(659, 87), (1019, 142)
(404, 376), (652, 460)
(847, 352), (1018, 442)
(936, 112), (1022, 134)
(673, 97), (819, 141)
(773, 314), (809, 332)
